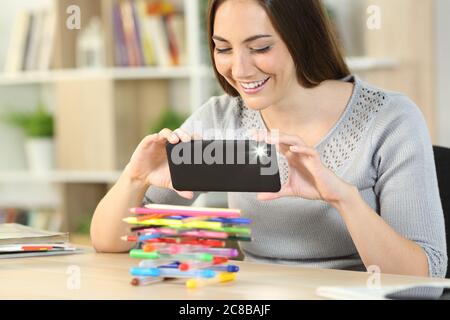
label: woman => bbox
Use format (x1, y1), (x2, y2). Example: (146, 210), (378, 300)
(91, 0), (447, 278)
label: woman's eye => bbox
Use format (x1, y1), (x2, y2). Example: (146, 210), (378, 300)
(251, 46), (272, 53)
(215, 48), (232, 54)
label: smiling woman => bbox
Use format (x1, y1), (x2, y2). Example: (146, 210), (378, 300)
(90, 0), (447, 280)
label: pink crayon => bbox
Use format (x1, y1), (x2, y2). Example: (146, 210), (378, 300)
(130, 204), (241, 218)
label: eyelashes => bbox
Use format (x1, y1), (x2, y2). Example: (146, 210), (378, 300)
(215, 46), (272, 54)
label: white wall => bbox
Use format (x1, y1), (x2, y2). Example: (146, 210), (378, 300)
(436, 0), (450, 148)
(324, 0), (366, 56)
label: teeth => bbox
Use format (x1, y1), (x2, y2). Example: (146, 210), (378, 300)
(240, 78), (268, 90)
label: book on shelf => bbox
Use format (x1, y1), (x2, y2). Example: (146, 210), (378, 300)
(4, 6), (56, 73)
(112, 0), (186, 68)
(0, 208), (61, 233)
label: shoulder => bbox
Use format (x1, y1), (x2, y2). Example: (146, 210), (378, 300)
(353, 78), (430, 142)
(190, 94), (241, 123)
(355, 79), (432, 154)
(181, 94), (242, 134)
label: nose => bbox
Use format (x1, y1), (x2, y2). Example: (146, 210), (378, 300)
(231, 51), (255, 80)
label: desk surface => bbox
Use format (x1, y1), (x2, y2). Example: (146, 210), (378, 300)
(1, 247), (449, 300)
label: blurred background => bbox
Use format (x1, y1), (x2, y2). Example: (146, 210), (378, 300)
(0, 0), (448, 246)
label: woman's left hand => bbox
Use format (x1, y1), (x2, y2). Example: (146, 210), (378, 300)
(253, 130), (355, 205)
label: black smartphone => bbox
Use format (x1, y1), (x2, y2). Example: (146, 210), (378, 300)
(165, 139), (281, 192)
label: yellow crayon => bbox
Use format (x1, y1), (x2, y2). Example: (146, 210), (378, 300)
(182, 221), (222, 229)
(122, 217), (182, 227)
(186, 272), (236, 289)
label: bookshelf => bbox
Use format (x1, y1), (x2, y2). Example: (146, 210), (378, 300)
(0, 66), (212, 85)
(0, 0), (214, 232)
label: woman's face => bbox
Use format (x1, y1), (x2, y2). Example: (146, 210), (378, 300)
(213, 0), (297, 110)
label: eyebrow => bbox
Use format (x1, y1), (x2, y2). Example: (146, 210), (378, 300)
(212, 34), (272, 44)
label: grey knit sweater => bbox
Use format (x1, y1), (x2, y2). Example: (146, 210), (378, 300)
(143, 75), (448, 278)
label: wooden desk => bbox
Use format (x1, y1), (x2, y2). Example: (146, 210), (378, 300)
(0, 247), (449, 299)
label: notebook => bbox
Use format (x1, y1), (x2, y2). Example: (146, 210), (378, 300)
(316, 282), (450, 300)
(0, 223), (82, 258)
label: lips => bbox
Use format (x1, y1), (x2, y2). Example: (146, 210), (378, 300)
(239, 77), (270, 94)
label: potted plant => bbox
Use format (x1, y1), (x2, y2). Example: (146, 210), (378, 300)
(2, 104), (55, 172)
(149, 108), (188, 133)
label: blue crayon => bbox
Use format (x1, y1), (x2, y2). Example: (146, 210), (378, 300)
(130, 267), (216, 278)
(207, 217), (251, 225)
(138, 233), (162, 241)
(208, 265), (240, 273)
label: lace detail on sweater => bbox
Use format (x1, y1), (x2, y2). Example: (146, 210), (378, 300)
(317, 87), (386, 173)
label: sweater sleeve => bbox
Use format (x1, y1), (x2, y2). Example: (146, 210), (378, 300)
(372, 94), (447, 278)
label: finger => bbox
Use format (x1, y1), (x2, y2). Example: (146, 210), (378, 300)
(256, 192), (282, 201)
(169, 181), (194, 199)
(173, 128), (191, 143)
(177, 190), (194, 199)
(158, 128), (179, 144)
(191, 132), (203, 140)
(139, 133), (159, 148)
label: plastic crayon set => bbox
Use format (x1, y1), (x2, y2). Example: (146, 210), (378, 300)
(122, 203), (252, 288)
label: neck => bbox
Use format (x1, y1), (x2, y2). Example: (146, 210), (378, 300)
(260, 80), (354, 133)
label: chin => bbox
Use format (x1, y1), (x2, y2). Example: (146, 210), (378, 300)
(239, 95), (272, 111)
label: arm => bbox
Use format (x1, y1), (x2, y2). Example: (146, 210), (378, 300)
(331, 186), (431, 277)
(90, 129), (198, 253)
(349, 96), (447, 277)
(90, 166), (150, 253)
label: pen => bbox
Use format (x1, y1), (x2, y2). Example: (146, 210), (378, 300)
(143, 243), (237, 257)
(201, 247), (239, 258)
(218, 227), (251, 234)
(21, 246), (54, 251)
(130, 267), (216, 278)
(139, 260), (181, 268)
(130, 249), (214, 262)
(208, 265), (240, 272)
(207, 217), (252, 225)
(146, 237), (226, 247)
(139, 228), (179, 236)
(143, 243), (206, 254)
(181, 230), (228, 239)
(123, 217), (183, 227)
(179, 257), (228, 271)
(186, 272), (236, 289)
(182, 262), (239, 272)
(130, 208), (173, 216)
(120, 235), (138, 242)
(177, 239), (226, 247)
(141, 204), (241, 218)
(227, 235), (252, 242)
(182, 221), (223, 229)
(131, 276), (165, 286)
(138, 233), (162, 242)
(135, 214), (168, 221)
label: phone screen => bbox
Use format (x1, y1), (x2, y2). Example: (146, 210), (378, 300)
(166, 139), (281, 192)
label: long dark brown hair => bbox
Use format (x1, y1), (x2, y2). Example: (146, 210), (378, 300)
(206, 0), (350, 97)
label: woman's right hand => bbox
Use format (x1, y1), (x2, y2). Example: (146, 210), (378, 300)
(124, 128), (194, 199)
